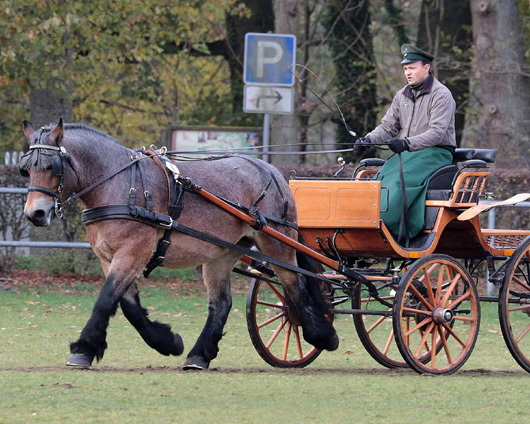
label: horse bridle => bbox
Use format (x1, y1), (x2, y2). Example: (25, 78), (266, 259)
(20, 143), (77, 218)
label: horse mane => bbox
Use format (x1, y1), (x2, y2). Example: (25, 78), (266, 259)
(19, 122), (124, 172)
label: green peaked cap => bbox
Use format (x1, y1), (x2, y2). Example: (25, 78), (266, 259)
(400, 44), (435, 64)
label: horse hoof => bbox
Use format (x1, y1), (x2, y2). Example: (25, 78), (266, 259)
(170, 334), (184, 356)
(182, 356), (209, 371)
(66, 353), (93, 368)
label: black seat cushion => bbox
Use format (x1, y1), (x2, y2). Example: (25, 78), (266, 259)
(453, 148), (497, 163)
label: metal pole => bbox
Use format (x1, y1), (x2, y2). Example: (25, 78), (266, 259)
(263, 113), (270, 163)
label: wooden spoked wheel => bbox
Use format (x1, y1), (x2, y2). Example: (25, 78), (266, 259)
(353, 282), (409, 368)
(393, 255), (480, 375)
(246, 278), (321, 368)
(499, 236), (530, 372)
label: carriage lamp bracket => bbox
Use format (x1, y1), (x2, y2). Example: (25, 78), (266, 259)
(333, 157), (346, 178)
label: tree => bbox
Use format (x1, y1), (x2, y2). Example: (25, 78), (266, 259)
(470, 0), (530, 168)
(417, 0), (473, 146)
(323, 0), (379, 161)
(0, 1), (244, 149)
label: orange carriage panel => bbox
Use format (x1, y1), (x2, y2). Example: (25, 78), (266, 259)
(289, 180), (381, 228)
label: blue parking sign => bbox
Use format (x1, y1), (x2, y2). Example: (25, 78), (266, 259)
(244, 33), (296, 86)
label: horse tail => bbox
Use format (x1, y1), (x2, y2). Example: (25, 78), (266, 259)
(295, 235), (332, 316)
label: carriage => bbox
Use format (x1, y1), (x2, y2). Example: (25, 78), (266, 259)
(19, 121), (530, 375)
(245, 148), (530, 375)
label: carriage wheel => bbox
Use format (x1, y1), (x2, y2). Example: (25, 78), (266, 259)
(393, 255), (480, 375)
(246, 277), (321, 368)
(499, 236), (530, 373)
(352, 282), (408, 368)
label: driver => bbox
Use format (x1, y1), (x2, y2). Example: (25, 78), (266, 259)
(354, 44), (457, 240)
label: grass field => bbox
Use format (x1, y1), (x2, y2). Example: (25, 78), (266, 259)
(0, 281), (528, 424)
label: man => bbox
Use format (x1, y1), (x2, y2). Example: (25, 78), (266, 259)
(355, 44), (456, 240)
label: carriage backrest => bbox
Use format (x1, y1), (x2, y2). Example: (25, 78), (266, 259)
(452, 148), (497, 164)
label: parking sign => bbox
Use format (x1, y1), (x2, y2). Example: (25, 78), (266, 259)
(244, 33), (296, 86)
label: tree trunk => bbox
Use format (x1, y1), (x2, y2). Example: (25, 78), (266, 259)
(417, 0), (473, 146)
(323, 0), (378, 162)
(29, 89), (73, 128)
(269, 0), (300, 166)
(470, 0), (530, 168)
(225, 0), (275, 113)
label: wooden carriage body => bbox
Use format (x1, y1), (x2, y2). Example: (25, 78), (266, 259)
(290, 160), (530, 261)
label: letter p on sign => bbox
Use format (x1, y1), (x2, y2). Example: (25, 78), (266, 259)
(244, 33), (296, 86)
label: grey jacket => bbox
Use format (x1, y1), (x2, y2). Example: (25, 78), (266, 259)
(366, 75), (456, 151)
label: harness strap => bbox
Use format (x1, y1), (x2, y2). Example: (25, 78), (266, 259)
(66, 157), (141, 205)
(81, 204), (340, 285)
(233, 154), (289, 219)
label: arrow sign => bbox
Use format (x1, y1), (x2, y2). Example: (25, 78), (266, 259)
(257, 90), (283, 108)
(243, 85), (294, 115)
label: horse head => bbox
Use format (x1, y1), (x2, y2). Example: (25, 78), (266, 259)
(19, 118), (77, 226)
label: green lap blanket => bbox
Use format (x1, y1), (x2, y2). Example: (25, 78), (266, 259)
(376, 147), (453, 239)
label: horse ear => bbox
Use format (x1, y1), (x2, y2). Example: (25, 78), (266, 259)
(23, 120), (34, 139)
(49, 118), (64, 146)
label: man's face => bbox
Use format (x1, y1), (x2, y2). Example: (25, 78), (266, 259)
(403, 61), (430, 86)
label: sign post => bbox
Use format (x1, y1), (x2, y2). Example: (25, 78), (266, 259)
(243, 33), (296, 162)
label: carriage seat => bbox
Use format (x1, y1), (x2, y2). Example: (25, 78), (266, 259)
(423, 148), (497, 230)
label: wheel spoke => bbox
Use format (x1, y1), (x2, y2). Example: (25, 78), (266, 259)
(408, 284), (434, 311)
(265, 318), (287, 349)
(441, 273), (462, 307)
(508, 304), (530, 312)
(453, 316), (474, 322)
(423, 270), (436, 306)
(258, 311), (284, 329)
(436, 264), (446, 304)
(265, 281), (285, 302)
(445, 291), (471, 310)
(403, 306), (431, 316)
(414, 322), (435, 358)
(383, 328), (394, 355)
(405, 317), (433, 337)
(282, 322), (292, 360)
(367, 315), (388, 334)
(430, 326), (438, 367)
(257, 300), (283, 308)
(515, 322), (530, 344)
(440, 327), (452, 364)
(512, 276), (530, 292)
(292, 325), (304, 358)
(441, 322), (467, 348)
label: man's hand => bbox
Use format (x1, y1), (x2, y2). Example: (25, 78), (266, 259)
(386, 138), (410, 154)
(354, 137), (371, 153)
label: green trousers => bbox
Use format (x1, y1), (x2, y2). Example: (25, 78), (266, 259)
(377, 147), (453, 239)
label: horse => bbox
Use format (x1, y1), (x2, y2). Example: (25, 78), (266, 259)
(19, 119), (339, 370)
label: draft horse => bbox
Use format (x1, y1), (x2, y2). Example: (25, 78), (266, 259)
(19, 120), (339, 370)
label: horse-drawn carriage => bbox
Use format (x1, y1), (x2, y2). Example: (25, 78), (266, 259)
(19, 120), (530, 375)
(246, 148), (530, 375)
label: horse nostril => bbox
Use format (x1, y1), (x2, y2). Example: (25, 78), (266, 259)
(33, 209), (46, 221)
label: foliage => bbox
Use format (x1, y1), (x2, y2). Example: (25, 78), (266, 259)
(0, 0), (249, 150)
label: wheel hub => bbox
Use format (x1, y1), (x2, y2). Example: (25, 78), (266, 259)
(432, 307), (454, 324)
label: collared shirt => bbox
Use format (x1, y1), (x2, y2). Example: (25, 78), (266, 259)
(366, 75), (456, 151)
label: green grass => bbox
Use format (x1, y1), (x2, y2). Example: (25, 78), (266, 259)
(0, 286), (528, 424)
